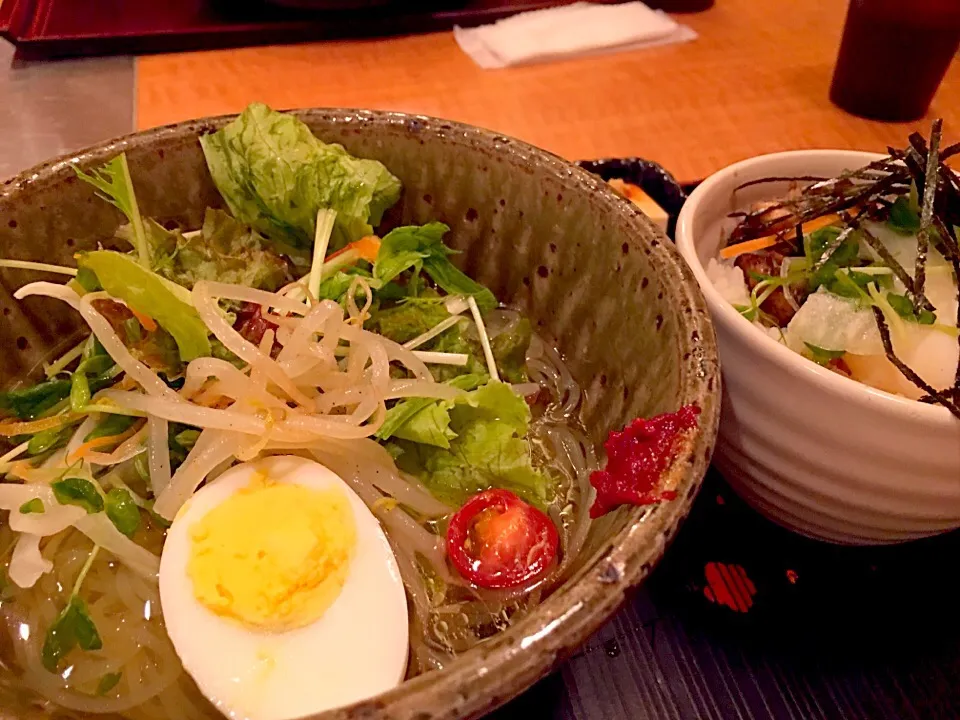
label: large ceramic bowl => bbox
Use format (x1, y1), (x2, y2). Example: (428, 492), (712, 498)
(0, 110), (719, 719)
(676, 149), (960, 546)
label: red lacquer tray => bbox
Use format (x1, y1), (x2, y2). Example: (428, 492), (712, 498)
(0, 0), (627, 59)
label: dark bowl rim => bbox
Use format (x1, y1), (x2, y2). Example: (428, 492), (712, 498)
(0, 107), (721, 720)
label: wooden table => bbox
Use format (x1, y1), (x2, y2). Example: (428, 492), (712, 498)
(5, 5), (960, 720)
(136, 0), (960, 183)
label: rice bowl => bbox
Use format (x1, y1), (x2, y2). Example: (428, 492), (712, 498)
(677, 147), (960, 546)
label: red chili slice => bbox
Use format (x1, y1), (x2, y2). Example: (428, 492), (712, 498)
(446, 489), (559, 590)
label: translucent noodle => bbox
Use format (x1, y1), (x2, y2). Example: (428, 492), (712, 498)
(1, 529), (216, 719)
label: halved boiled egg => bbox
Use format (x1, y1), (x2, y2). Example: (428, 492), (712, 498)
(159, 455), (408, 720)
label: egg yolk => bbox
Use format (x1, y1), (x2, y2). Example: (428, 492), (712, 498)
(187, 475), (356, 632)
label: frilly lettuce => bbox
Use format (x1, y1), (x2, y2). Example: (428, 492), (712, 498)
(199, 103), (401, 256)
(386, 379), (552, 508)
(119, 209), (291, 291)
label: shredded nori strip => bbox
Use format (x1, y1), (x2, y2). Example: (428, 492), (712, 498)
(897, 136), (960, 228)
(919, 389), (960, 405)
(734, 176), (829, 191)
(941, 141), (960, 161)
(728, 166), (910, 245)
(931, 215), (960, 266)
(727, 119), (960, 409)
(954, 254), (960, 389)
(840, 210), (935, 313)
(810, 213), (862, 277)
(871, 307), (960, 419)
(914, 120), (943, 312)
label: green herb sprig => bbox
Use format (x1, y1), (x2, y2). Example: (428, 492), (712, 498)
(42, 546), (103, 672)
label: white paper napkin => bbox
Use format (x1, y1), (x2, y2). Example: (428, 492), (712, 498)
(454, 2), (697, 70)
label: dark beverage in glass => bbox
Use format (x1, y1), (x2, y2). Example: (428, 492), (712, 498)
(830, 0), (960, 122)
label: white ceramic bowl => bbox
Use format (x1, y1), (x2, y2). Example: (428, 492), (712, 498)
(676, 150), (960, 545)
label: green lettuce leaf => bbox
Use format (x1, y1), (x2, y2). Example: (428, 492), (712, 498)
(887, 196), (922, 235)
(367, 296), (452, 345)
(199, 103), (401, 253)
(105, 488), (141, 538)
(120, 209), (292, 291)
(78, 251), (211, 362)
(84, 414), (136, 443)
(27, 427), (70, 456)
(376, 374), (483, 447)
(370, 299), (526, 383)
(0, 366), (115, 421)
(315, 271), (358, 303)
(314, 267), (383, 311)
(374, 223), (497, 311)
(389, 380), (551, 507)
(393, 403), (456, 448)
(74, 154), (150, 268)
(421, 255), (497, 312)
(42, 596), (102, 672)
(52, 477), (104, 514)
(490, 317), (532, 384)
(429, 321), (488, 381)
(374, 223), (453, 285)
(376, 397), (436, 444)
(0, 380), (71, 420)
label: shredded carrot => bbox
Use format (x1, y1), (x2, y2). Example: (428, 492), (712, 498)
(68, 422), (142, 462)
(353, 235), (381, 262)
(0, 413), (82, 437)
(720, 214), (842, 260)
(719, 236), (780, 260)
(327, 235), (381, 264)
(130, 309), (158, 332)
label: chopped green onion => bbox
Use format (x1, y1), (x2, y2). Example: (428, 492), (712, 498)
(96, 672), (122, 696)
(69, 373), (91, 413)
(52, 477), (104, 514)
(105, 488), (141, 538)
(19, 498), (44, 514)
(41, 546), (102, 673)
(27, 427), (68, 456)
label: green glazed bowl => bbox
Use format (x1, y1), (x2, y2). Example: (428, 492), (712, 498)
(0, 110), (720, 720)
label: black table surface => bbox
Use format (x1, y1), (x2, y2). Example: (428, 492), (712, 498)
(491, 469), (960, 719)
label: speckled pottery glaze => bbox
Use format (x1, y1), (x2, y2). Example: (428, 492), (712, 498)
(0, 110), (719, 720)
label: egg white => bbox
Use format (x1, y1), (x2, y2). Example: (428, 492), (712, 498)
(159, 455), (408, 720)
